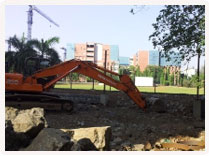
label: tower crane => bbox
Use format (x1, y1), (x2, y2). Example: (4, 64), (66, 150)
(27, 5), (59, 40)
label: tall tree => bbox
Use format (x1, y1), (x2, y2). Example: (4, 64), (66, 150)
(160, 72), (164, 85)
(135, 66), (141, 76)
(30, 37), (61, 65)
(149, 5), (205, 96)
(6, 34), (37, 73)
(128, 65), (136, 80)
(169, 73), (174, 86)
(149, 5), (205, 63)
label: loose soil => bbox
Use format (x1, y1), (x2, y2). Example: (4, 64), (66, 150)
(45, 89), (205, 151)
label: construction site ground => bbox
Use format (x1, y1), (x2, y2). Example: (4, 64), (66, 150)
(45, 88), (205, 151)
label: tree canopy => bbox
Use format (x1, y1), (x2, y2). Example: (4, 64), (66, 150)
(30, 37), (61, 65)
(6, 34), (37, 73)
(149, 5), (205, 63)
(5, 35), (61, 73)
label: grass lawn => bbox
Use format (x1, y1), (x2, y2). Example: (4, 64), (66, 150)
(55, 83), (204, 95)
(138, 86), (204, 94)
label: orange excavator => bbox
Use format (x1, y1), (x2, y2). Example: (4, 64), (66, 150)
(5, 58), (145, 111)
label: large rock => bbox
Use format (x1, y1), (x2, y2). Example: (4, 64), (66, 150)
(5, 120), (30, 151)
(61, 126), (111, 151)
(11, 107), (47, 138)
(5, 107), (48, 150)
(71, 138), (98, 151)
(24, 128), (73, 151)
(5, 107), (19, 121)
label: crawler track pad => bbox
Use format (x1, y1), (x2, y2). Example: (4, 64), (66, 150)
(5, 93), (73, 112)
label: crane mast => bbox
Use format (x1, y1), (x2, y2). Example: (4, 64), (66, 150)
(27, 6), (33, 40)
(27, 5), (59, 40)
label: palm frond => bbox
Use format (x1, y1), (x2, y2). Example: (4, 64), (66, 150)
(46, 37), (59, 47)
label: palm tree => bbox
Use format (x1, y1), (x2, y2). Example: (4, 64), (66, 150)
(5, 51), (15, 72)
(30, 37), (61, 65)
(6, 34), (37, 73)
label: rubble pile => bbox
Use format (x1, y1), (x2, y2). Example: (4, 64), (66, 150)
(5, 107), (112, 151)
(5, 107), (47, 150)
(5, 90), (205, 151)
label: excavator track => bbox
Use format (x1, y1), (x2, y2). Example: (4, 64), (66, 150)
(5, 92), (73, 112)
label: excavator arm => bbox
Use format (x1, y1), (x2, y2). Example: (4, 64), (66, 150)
(27, 59), (145, 109)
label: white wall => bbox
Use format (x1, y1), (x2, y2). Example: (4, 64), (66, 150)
(135, 77), (153, 87)
(95, 43), (103, 61)
(183, 68), (196, 77)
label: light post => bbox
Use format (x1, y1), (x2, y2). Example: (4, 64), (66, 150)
(197, 49), (201, 99)
(103, 50), (107, 93)
(61, 47), (71, 87)
(204, 60), (205, 95)
(109, 61), (115, 91)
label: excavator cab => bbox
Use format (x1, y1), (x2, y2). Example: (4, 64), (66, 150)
(24, 56), (57, 87)
(24, 57), (51, 76)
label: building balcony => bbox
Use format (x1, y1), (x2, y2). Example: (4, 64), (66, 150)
(86, 53), (94, 57)
(86, 57), (94, 61)
(86, 47), (94, 51)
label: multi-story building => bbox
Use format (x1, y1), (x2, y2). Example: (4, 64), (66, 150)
(149, 50), (160, 66)
(110, 45), (120, 73)
(133, 50), (150, 71)
(66, 43), (75, 60)
(133, 50), (181, 72)
(129, 57), (133, 66)
(119, 56), (130, 66)
(66, 42), (119, 73)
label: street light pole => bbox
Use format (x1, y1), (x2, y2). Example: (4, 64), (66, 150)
(110, 65), (112, 91)
(61, 47), (70, 86)
(197, 49), (200, 99)
(103, 50), (107, 93)
(204, 60), (205, 95)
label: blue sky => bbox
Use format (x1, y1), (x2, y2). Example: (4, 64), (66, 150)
(5, 5), (204, 69)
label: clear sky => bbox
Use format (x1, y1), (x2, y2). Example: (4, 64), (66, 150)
(5, 5), (204, 70)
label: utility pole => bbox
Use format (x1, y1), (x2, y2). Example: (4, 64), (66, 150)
(110, 65), (112, 91)
(154, 67), (156, 93)
(92, 53), (95, 90)
(103, 50), (107, 93)
(197, 49), (200, 99)
(204, 60), (205, 95)
(134, 68), (136, 85)
(60, 47), (68, 84)
(70, 74), (72, 89)
(92, 78), (95, 90)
